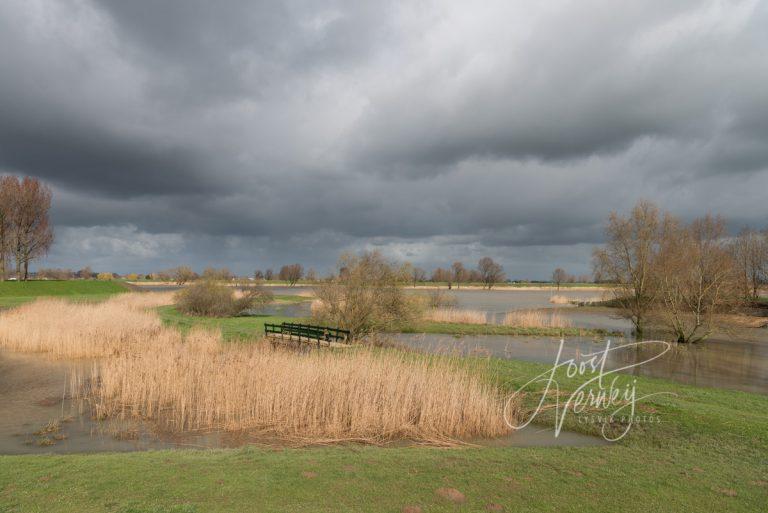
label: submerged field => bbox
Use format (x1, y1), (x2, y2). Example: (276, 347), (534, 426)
(0, 288), (765, 512)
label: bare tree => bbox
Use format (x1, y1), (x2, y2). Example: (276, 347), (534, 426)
(312, 251), (421, 338)
(202, 267), (232, 281)
(279, 263), (304, 286)
(9, 177), (54, 280)
(171, 265), (198, 285)
(655, 214), (740, 343)
(730, 227), (768, 301)
(592, 200), (661, 337)
(478, 257), (505, 289)
(451, 262), (467, 289)
(0, 176), (16, 280)
(411, 266), (427, 287)
(264, 268), (274, 281)
(253, 269), (264, 280)
(305, 268), (317, 282)
(431, 267), (452, 288)
(552, 268), (568, 290)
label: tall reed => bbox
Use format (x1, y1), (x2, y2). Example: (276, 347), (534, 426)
(424, 308), (488, 325)
(85, 335), (514, 443)
(0, 292), (176, 358)
(502, 309), (572, 328)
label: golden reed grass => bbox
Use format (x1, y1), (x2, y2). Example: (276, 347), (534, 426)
(548, 294), (570, 304)
(423, 308), (488, 324)
(0, 292), (175, 358)
(503, 309), (572, 328)
(83, 334), (514, 443)
(0, 292), (515, 442)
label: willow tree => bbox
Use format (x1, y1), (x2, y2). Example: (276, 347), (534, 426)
(592, 200), (661, 337)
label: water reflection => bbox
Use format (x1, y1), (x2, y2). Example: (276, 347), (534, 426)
(393, 333), (768, 394)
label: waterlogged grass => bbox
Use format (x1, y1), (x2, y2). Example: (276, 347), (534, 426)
(1, 356), (765, 512)
(157, 305), (303, 341)
(0, 280), (128, 307)
(403, 320), (621, 338)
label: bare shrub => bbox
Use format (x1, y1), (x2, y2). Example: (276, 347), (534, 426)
(312, 251), (423, 338)
(424, 308), (487, 324)
(549, 295), (570, 305)
(83, 338), (514, 443)
(175, 281), (272, 317)
(427, 290), (458, 308)
(503, 310), (572, 328)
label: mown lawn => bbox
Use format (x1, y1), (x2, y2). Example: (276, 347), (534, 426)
(0, 280), (128, 307)
(0, 354), (765, 512)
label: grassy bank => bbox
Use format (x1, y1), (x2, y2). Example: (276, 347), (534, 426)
(401, 320), (621, 338)
(157, 306), (301, 340)
(1, 355), (765, 512)
(0, 280), (128, 307)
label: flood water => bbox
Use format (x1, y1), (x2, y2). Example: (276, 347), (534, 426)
(392, 332), (768, 394)
(0, 349), (605, 454)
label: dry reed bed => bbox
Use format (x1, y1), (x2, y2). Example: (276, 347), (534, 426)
(0, 292), (515, 443)
(83, 333), (514, 442)
(0, 292), (176, 358)
(424, 308), (488, 325)
(502, 310), (572, 328)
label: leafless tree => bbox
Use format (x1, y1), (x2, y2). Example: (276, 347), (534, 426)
(0, 176), (16, 280)
(8, 177), (54, 280)
(730, 227), (768, 301)
(171, 265), (198, 285)
(451, 262), (467, 289)
(312, 251), (422, 338)
(431, 267), (452, 288)
(253, 269), (264, 280)
(264, 268), (274, 281)
(592, 200), (661, 337)
(305, 268), (317, 282)
(655, 214), (741, 343)
(552, 268), (568, 290)
(411, 266), (427, 287)
(279, 263), (304, 286)
(478, 257), (505, 289)
(202, 267), (232, 281)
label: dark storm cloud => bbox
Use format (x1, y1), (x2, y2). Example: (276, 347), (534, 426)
(1, 0), (767, 277)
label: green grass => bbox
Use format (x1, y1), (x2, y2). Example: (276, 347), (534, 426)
(157, 306), (305, 341)
(0, 354), (765, 512)
(402, 320), (622, 338)
(0, 280), (128, 307)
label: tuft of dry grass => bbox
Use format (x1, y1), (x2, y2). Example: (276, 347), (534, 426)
(82, 332), (514, 443)
(502, 309), (572, 328)
(0, 292), (176, 358)
(548, 295), (570, 304)
(423, 308), (487, 325)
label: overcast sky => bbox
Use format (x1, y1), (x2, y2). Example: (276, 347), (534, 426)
(2, 0), (767, 278)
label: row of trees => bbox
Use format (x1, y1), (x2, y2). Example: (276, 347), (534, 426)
(593, 200), (768, 343)
(408, 257), (506, 289)
(0, 176), (54, 280)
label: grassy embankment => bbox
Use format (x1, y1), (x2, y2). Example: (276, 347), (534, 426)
(0, 280), (129, 308)
(1, 353), (765, 512)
